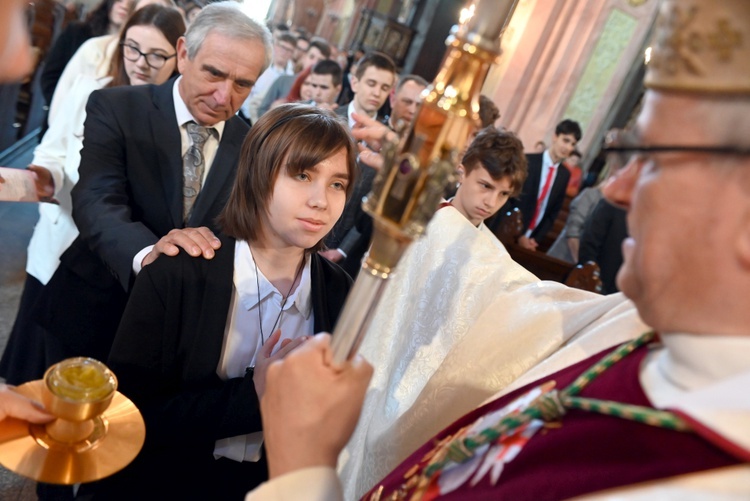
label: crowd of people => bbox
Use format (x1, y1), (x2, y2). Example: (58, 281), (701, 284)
(0, 0), (747, 500)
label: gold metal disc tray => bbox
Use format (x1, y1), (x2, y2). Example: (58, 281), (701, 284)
(0, 380), (145, 485)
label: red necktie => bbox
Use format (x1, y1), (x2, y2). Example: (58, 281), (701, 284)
(529, 165), (556, 231)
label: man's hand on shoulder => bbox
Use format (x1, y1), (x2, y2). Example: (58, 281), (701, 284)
(142, 227), (222, 267)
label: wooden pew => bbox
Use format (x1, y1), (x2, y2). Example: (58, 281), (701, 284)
(492, 207), (602, 293)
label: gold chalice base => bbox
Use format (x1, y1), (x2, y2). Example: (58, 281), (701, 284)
(0, 380), (145, 485)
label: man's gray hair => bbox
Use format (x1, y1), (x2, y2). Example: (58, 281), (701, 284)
(184, 1), (272, 72)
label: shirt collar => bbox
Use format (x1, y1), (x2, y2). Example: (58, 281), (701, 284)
(653, 332), (750, 393)
(173, 76), (225, 140)
(641, 332), (750, 460)
(542, 149), (557, 169)
(234, 240), (313, 319)
(347, 100), (377, 128)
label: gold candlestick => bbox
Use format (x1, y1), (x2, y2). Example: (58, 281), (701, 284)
(331, 0), (520, 365)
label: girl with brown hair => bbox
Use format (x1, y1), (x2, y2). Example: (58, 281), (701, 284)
(101, 103), (357, 499)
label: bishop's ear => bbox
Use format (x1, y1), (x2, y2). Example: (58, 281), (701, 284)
(738, 204), (750, 270)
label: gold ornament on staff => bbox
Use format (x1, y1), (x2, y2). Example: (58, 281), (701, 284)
(0, 357), (145, 485)
(331, 0), (520, 365)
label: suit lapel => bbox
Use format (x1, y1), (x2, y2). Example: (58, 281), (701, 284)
(150, 80), (184, 228)
(549, 163), (569, 200)
(334, 104), (348, 119)
(188, 117), (245, 227)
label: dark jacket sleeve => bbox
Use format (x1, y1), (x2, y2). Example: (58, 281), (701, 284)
(71, 89), (160, 289)
(40, 23), (93, 104)
(107, 248), (262, 448)
(578, 198), (612, 265)
(579, 199), (628, 294)
(566, 187), (602, 239)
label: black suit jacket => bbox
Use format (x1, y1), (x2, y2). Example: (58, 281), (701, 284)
(334, 103), (348, 119)
(507, 153), (571, 243)
(578, 198), (628, 295)
(40, 21), (94, 105)
(326, 103), (379, 249)
(36, 79), (249, 364)
(93, 236), (352, 499)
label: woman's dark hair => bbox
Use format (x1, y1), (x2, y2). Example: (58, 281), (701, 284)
(86, 0), (119, 36)
(219, 104), (357, 252)
(478, 95), (500, 128)
(106, 4), (185, 88)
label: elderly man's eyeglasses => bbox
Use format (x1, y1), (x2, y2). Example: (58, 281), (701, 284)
(602, 128), (750, 172)
(121, 43), (176, 69)
(275, 42), (295, 53)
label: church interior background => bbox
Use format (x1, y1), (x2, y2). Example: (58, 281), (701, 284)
(267, 0), (660, 172)
(0, 0), (660, 496)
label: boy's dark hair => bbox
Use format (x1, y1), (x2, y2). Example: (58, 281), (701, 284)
(219, 104), (357, 252)
(461, 128), (527, 197)
(354, 51), (396, 80)
(308, 37), (332, 59)
(555, 119), (582, 141)
(312, 59), (344, 87)
(276, 32), (297, 47)
(478, 95), (501, 128)
(87, 0), (118, 36)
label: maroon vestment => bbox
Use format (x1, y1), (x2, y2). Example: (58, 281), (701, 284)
(364, 343), (742, 500)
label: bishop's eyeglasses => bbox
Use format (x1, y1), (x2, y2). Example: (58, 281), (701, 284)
(602, 128), (750, 172)
(120, 43), (176, 69)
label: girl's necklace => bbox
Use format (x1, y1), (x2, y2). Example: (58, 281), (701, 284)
(252, 250), (305, 346)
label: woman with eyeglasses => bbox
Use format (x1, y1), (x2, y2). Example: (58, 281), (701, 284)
(45, 0), (178, 128)
(0, 4), (185, 386)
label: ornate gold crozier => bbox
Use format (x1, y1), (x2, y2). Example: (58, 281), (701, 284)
(0, 357), (145, 485)
(331, 0), (521, 365)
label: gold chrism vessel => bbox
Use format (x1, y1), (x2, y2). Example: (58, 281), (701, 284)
(0, 357), (145, 485)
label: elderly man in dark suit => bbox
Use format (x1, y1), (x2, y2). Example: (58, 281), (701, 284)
(34, 2), (272, 370)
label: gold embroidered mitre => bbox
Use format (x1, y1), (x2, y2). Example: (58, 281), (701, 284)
(645, 0), (749, 93)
